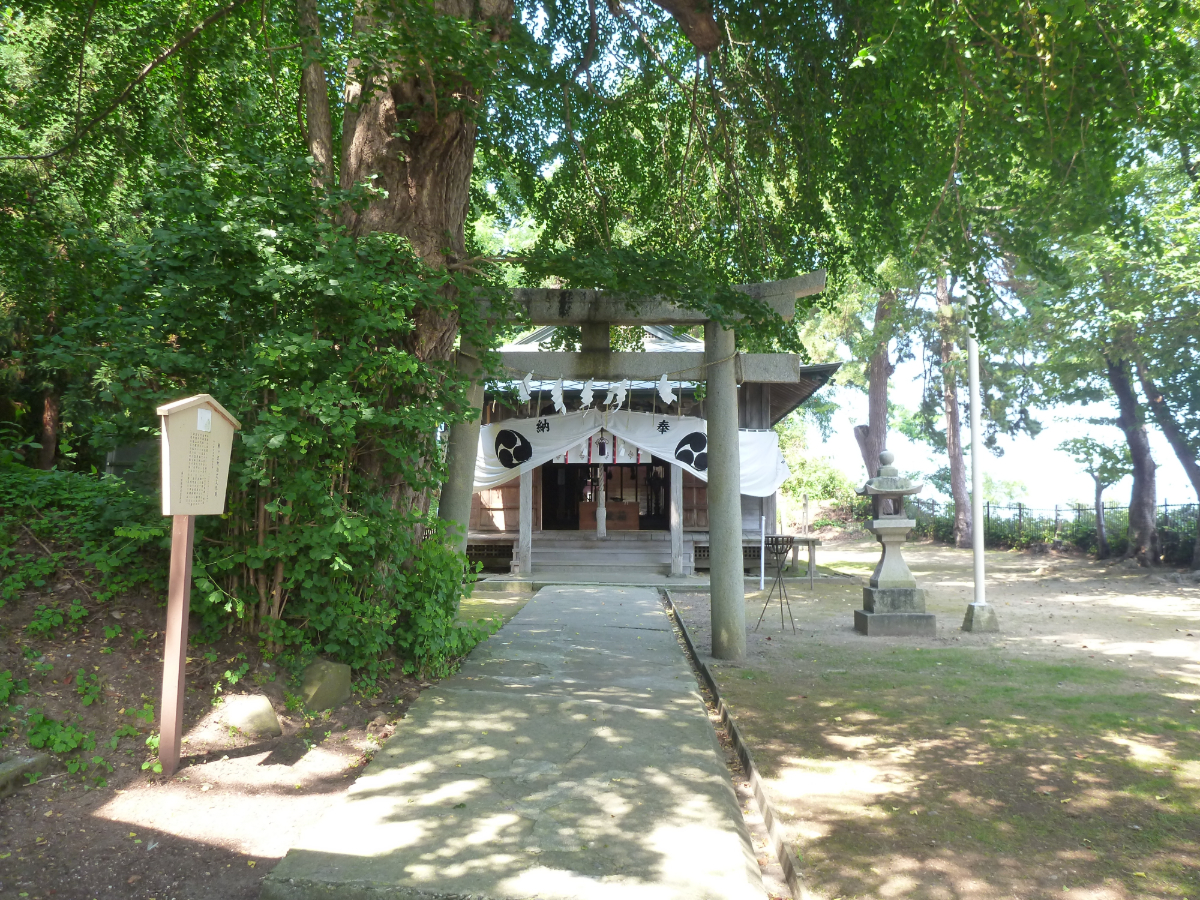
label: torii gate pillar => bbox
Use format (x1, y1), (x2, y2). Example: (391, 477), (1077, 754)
(705, 322), (746, 660)
(439, 341), (485, 553)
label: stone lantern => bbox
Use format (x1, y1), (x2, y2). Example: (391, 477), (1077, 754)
(854, 451), (935, 636)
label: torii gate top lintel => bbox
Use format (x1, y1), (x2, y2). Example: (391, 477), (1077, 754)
(512, 270), (825, 326)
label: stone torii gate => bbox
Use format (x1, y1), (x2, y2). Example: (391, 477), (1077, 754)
(438, 271), (826, 661)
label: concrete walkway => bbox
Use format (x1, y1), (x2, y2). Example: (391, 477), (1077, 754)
(262, 585), (766, 900)
(479, 571), (852, 593)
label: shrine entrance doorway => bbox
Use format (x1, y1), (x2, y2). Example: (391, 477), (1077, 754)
(540, 462), (672, 532)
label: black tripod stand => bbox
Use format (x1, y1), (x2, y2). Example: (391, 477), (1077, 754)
(755, 535), (796, 633)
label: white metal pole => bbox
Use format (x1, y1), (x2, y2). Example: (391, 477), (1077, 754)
(968, 328), (985, 604)
(963, 291), (998, 631)
(760, 515), (766, 591)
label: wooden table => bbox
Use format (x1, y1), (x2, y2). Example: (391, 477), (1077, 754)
(790, 537), (822, 590)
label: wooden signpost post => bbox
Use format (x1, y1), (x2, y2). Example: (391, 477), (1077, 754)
(156, 394), (240, 777)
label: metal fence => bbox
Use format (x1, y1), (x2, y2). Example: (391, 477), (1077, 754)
(898, 498), (1198, 565)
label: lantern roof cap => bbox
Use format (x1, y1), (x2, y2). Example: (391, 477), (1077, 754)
(857, 451), (923, 497)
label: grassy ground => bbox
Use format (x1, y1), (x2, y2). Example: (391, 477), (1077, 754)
(672, 539), (1200, 900)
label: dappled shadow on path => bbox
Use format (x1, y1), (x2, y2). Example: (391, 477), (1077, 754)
(262, 585), (764, 900)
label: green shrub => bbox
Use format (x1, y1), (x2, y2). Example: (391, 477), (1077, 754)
(1, 159), (510, 684)
(0, 466), (167, 605)
(776, 415), (857, 504)
(0, 670), (29, 705)
(26, 711), (96, 754)
(0, 549), (59, 605)
(65, 600), (88, 631)
(25, 605), (64, 638)
(75, 669), (103, 706)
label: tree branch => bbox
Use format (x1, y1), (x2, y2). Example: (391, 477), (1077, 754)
(645, 0), (721, 54)
(572, 0), (599, 87)
(1, 0), (255, 162)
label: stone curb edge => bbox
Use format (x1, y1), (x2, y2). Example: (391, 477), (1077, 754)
(662, 590), (808, 900)
(0, 753), (51, 798)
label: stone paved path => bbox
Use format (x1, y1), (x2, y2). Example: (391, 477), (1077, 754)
(261, 585), (766, 900)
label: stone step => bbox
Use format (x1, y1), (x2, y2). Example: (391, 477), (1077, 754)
(538, 531), (672, 542)
(532, 564), (672, 578)
(530, 554), (672, 567)
(535, 542), (686, 549)
(531, 544), (673, 556)
(532, 541), (673, 551)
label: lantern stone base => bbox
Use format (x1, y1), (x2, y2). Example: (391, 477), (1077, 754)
(854, 609), (937, 637)
(961, 602), (1000, 632)
(854, 586), (935, 636)
(862, 585), (927, 613)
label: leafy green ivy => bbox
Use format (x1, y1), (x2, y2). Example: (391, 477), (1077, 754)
(3, 156), (501, 682)
(0, 466), (167, 605)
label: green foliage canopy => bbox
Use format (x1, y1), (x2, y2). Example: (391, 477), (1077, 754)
(2, 0), (1198, 672)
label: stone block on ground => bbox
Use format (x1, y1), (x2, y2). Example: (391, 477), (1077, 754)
(854, 610), (937, 637)
(961, 602), (1000, 633)
(0, 752), (51, 797)
(221, 694), (282, 738)
(862, 586), (927, 613)
(301, 659), (352, 711)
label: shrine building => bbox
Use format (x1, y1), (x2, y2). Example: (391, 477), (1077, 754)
(437, 276), (838, 586)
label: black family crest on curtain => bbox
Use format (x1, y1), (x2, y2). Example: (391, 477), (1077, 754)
(473, 410), (789, 495)
(495, 430), (534, 468)
(674, 433), (708, 471)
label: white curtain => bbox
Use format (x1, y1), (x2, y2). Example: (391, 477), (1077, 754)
(474, 409), (789, 497)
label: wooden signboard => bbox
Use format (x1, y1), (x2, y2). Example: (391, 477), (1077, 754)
(155, 395), (240, 777)
(159, 395), (238, 516)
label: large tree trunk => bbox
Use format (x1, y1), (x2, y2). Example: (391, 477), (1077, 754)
(1093, 476), (1111, 560)
(338, 0), (515, 364)
(936, 276), (972, 549)
(854, 291), (896, 479)
(1138, 364), (1200, 569)
(1106, 356), (1159, 565)
(38, 389), (59, 470)
(297, 0), (334, 189)
(307, 0), (515, 518)
(304, 0), (720, 518)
